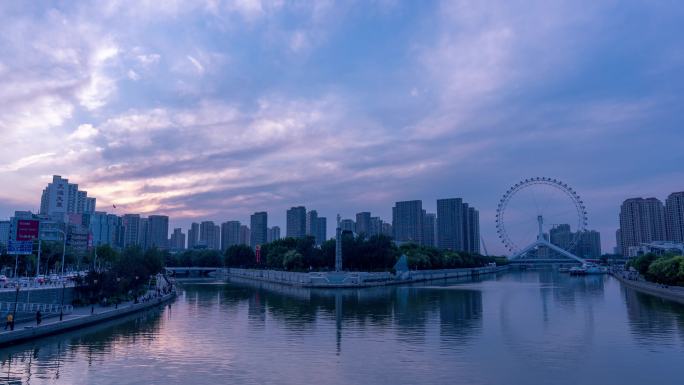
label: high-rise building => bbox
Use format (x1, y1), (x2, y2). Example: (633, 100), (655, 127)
(286, 206), (307, 239)
(85, 197), (96, 214)
(39, 175), (96, 222)
(369, 217), (383, 237)
(306, 210), (319, 238)
(169, 228), (186, 250)
(381, 222), (393, 237)
(221, 221), (241, 250)
(315, 217), (326, 245)
(392, 200), (423, 245)
(665, 192), (684, 243)
(250, 212), (268, 249)
(0, 220), (10, 248)
(199, 221), (220, 250)
(437, 198), (464, 251)
(423, 212), (436, 248)
(147, 215), (169, 250)
(619, 197), (666, 256)
(89, 212), (121, 247)
(139, 217), (150, 249)
(239, 225), (250, 246)
(550, 224), (573, 251)
(355, 212), (371, 237)
(548, 224), (601, 259)
(122, 214), (141, 247)
(267, 226), (281, 243)
(188, 223), (200, 249)
(465, 206), (480, 254)
(340, 219), (355, 233)
(576, 230), (601, 259)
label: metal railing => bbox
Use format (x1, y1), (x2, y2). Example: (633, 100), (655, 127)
(0, 302), (73, 314)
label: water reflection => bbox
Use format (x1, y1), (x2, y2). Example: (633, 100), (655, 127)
(1, 308), (166, 385)
(624, 287), (684, 347)
(1, 272), (684, 385)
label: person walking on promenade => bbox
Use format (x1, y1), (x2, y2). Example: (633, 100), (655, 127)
(5, 313), (14, 331)
(36, 310), (42, 326)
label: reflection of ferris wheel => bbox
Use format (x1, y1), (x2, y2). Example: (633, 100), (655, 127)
(496, 177), (588, 261)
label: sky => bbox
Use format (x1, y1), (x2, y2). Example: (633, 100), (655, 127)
(0, 0), (682, 255)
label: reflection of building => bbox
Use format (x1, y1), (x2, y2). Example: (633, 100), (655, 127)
(439, 290), (483, 343)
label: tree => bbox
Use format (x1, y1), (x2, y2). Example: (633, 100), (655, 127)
(283, 250), (304, 271)
(225, 245), (255, 267)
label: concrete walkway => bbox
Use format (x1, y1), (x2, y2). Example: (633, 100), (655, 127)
(0, 291), (176, 347)
(611, 270), (684, 306)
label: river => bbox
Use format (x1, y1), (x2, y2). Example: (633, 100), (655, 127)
(2, 270), (684, 385)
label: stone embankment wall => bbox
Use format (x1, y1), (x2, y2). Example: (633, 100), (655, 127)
(612, 272), (684, 306)
(221, 266), (506, 288)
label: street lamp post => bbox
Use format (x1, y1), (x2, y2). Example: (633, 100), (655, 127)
(59, 282), (66, 321)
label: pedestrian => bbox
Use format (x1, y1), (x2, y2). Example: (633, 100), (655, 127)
(36, 310), (42, 326)
(4, 313), (12, 330)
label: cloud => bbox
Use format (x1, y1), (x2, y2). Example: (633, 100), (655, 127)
(0, 152), (57, 173)
(186, 55), (205, 75)
(0, 0), (682, 256)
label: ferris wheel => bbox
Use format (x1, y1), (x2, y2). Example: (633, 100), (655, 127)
(495, 177), (588, 261)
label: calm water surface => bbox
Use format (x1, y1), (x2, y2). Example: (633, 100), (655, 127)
(2, 271), (684, 385)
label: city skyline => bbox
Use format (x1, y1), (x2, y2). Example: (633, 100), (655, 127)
(1, 2), (683, 254)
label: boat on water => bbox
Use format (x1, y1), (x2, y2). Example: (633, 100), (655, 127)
(569, 263), (608, 276)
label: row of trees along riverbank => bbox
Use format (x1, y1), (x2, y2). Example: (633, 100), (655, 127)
(165, 234), (508, 272)
(73, 245), (165, 305)
(628, 253), (684, 286)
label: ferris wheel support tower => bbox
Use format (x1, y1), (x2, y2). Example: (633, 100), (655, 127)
(509, 215), (586, 263)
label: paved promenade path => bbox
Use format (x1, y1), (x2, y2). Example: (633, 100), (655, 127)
(0, 292), (175, 347)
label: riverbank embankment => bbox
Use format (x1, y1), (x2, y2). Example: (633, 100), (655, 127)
(612, 271), (684, 306)
(0, 291), (176, 347)
(220, 266), (508, 288)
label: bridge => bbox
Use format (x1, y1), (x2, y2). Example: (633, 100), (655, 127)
(508, 215), (587, 265)
(165, 267), (222, 277)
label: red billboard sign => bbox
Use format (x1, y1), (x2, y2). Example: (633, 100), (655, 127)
(16, 219), (39, 241)
(255, 245), (261, 264)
